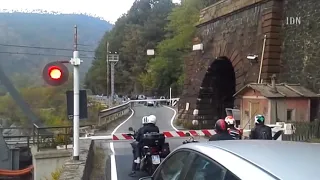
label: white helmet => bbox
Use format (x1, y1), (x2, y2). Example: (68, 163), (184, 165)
(142, 116), (149, 124)
(225, 116), (235, 125)
(148, 115), (157, 124)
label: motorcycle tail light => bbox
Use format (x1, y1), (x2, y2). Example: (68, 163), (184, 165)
(151, 147), (158, 153)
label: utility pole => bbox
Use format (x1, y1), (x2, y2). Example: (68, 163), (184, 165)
(106, 42), (110, 107)
(70, 25), (82, 160)
(169, 87), (172, 106)
(109, 52), (119, 104)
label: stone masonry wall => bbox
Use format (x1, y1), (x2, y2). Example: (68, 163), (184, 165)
(178, 0), (285, 125)
(280, 0), (320, 94)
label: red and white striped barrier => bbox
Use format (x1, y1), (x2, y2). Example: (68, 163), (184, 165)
(112, 129), (216, 140)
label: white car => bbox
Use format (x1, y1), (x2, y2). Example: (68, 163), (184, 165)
(146, 98), (155, 106)
(139, 140), (320, 180)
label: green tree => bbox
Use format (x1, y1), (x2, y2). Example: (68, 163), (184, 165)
(142, 0), (205, 95)
(85, 0), (174, 96)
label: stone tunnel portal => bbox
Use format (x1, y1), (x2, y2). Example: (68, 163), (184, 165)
(197, 56), (236, 127)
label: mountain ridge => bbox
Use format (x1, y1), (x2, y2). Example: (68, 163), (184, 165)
(0, 9), (112, 22)
(0, 12), (112, 90)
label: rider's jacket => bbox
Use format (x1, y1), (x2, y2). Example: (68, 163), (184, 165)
(228, 127), (242, 140)
(136, 124), (160, 142)
(249, 124), (272, 140)
(208, 131), (234, 141)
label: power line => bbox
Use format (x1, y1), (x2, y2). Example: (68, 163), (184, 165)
(77, 43), (95, 47)
(0, 51), (95, 59)
(0, 43), (95, 53)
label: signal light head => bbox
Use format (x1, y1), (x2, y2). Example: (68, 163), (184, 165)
(48, 66), (62, 80)
(43, 62), (69, 86)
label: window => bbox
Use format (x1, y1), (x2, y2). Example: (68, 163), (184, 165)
(224, 170), (241, 180)
(185, 155), (226, 180)
(185, 155), (241, 180)
(287, 109), (294, 121)
(153, 151), (190, 180)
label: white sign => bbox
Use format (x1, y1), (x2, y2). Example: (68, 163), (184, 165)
(147, 49), (155, 56)
(186, 103), (189, 110)
(192, 43), (203, 51)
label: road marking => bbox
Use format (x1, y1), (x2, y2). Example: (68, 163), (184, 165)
(164, 106), (179, 131)
(110, 108), (135, 180)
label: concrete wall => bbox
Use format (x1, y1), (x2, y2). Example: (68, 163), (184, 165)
(58, 140), (94, 180)
(58, 103), (131, 179)
(31, 146), (71, 180)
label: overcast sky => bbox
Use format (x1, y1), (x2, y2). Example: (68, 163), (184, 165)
(1, 0), (181, 23)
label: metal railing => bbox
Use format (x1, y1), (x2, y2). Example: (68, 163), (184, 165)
(32, 124), (93, 152)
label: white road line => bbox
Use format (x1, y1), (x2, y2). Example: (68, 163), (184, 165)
(164, 106), (179, 131)
(110, 108), (135, 180)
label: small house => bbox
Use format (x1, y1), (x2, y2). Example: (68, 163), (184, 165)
(233, 79), (319, 129)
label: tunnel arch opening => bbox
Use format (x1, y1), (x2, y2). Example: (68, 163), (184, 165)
(197, 56), (236, 128)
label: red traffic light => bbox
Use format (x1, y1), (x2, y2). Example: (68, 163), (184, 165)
(43, 62), (69, 86)
(48, 66), (62, 80)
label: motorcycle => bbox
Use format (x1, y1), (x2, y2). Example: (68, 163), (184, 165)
(127, 127), (170, 175)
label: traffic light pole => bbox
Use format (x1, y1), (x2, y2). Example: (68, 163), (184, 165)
(70, 25), (81, 160)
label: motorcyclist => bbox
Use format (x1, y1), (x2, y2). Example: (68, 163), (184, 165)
(225, 116), (242, 139)
(209, 119), (235, 141)
(249, 114), (272, 140)
(129, 115), (160, 177)
(141, 116), (149, 126)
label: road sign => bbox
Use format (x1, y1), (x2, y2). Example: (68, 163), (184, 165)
(66, 90), (88, 120)
(42, 62), (69, 86)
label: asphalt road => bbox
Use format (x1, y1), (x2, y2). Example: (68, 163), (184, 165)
(106, 105), (207, 180)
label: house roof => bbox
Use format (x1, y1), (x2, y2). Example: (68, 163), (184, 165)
(233, 83), (319, 98)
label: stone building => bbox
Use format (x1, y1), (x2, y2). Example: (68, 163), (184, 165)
(178, 0), (320, 128)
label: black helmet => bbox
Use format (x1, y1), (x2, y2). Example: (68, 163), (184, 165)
(215, 119), (228, 132)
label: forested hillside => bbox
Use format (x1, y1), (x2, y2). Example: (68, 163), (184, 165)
(0, 12), (112, 127)
(85, 0), (218, 97)
(0, 12), (112, 90)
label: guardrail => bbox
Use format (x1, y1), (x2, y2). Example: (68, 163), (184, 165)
(98, 98), (179, 118)
(96, 98), (179, 130)
(99, 101), (131, 119)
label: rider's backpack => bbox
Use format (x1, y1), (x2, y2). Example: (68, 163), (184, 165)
(257, 126), (272, 140)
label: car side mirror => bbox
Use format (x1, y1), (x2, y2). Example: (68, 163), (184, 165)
(128, 127), (133, 131)
(139, 177), (153, 180)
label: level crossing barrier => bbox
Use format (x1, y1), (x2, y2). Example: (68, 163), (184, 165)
(80, 123), (294, 141)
